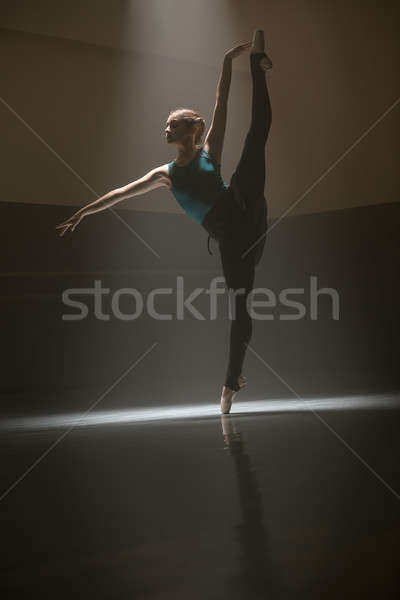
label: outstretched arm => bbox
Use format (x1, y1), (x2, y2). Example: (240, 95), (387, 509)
(204, 41), (251, 166)
(55, 166), (168, 236)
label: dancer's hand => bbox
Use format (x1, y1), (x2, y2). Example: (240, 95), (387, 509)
(55, 211), (86, 236)
(224, 41), (252, 60)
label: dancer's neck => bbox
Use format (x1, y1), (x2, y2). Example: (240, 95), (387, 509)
(175, 144), (200, 166)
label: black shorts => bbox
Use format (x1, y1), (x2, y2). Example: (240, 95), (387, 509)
(202, 186), (267, 272)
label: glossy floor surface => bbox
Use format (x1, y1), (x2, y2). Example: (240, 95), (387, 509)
(1, 395), (400, 599)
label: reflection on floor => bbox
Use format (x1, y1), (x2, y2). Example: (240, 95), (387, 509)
(1, 394), (399, 599)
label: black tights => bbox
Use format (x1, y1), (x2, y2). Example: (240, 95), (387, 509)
(220, 52), (272, 391)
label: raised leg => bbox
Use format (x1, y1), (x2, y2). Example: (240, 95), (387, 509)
(229, 49), (272, 221)
(218, 31), (273, 403)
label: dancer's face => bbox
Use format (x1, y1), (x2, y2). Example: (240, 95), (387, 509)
(165, 117), (193, 144)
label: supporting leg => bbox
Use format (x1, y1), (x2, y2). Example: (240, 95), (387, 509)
(224, 287), (254, 391)
(219, 244), (256, 392)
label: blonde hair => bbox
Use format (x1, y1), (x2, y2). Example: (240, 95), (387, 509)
(168, 107), (206, 146)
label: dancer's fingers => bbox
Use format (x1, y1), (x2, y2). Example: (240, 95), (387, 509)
(57, 223), (70, 236)
(237, 42), (252, 51)
(226, 41), (252, 59)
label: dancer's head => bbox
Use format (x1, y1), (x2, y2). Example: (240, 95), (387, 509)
(165, 108), (206, 148)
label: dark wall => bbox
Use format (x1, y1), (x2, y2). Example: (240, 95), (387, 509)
(1, 22), (399, 219)
(1, 200), (399, 414)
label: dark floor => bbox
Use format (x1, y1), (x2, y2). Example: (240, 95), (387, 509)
(1, 395), (400, 599)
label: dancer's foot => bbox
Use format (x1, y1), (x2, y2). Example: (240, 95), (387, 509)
(251, 29), (273, 70)
(251, 29), (265, 54)
(221, 386), (237, 414)
(220, 375), (247, 414)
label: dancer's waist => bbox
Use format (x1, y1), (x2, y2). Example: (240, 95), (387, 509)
(201, 188), (239, 240)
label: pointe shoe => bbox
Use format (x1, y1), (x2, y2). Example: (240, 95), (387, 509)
(220, 375), (247, 414)
(221, 386), (237, 414)
(251, 29), (265, 54)
(251, 29), (273, 70)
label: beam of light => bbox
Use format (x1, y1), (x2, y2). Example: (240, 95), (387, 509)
(1, 393), (399, 432)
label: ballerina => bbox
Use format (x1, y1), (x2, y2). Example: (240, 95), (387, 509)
(56, 29), (272, 414)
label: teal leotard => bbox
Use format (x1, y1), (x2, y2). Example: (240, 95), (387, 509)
(167, 146), (228, 225)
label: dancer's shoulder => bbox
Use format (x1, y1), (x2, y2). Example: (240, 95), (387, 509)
(151, 163), (172, 189)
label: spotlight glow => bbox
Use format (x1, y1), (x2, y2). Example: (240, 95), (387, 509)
(1, 394), (398, 432)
